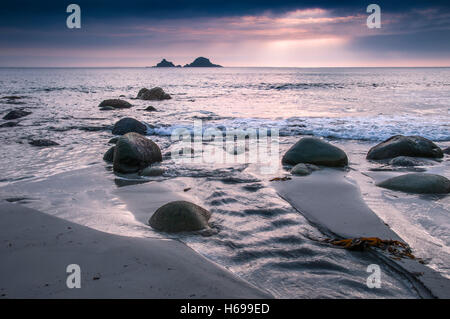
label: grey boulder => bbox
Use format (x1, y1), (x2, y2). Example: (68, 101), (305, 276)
(282, 137), (348, 167)
(376, 173), (450, 194)
(149, 201), (211, 232)
(112, 117), (147, 135)
(367, 135), (443, 160)
(113, 132), (162, 173)
(137, 87), (171, 101)
(98, 99), (132, 109)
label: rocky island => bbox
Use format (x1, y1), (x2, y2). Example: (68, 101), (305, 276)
(153, 59), (181, 68)
(184, 57), (222, 67)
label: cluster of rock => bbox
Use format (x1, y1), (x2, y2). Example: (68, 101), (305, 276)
(153, 57), (222, 68)
(97, 87), (171, 111)
(281, 134), (449, 194)
(103, 115), (212, 233)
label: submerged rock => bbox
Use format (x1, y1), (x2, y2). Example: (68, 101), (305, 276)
(112, 117), (147, 135)
(113, 132), (162, 173)
(3, 110), (31, 120)
(149, 201), (211, 232)
(377, 173), (450, 194)
(108, 137), (119, 144)
(99, 106), (115, 111)
(98, 99), (132, 109)
(144, 106), (157, 112)
(389, 156), (425, 167)
(291, 163), (320, 176)
(282, 137), (348, 167)
(137, 87), (171, 100)
(367, 135), (443, 160)
(0, 121), (19, 128)
(140, 166), (165, 176)
(29, 139), (59, 147)
(103, 146), (115, 162)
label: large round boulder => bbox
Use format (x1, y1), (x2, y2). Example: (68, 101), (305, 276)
(98, 99), (132, 109)
(376, 173), (450, 194)
(367, 135), (443, 160)
(112, 117), (147, 135)
(113, 132), (162, 173)
(149, 201), (211, 232)
(282, 137), (348, 167)
(137, 87), (171, 100)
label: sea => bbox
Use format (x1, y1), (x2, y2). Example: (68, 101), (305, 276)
(0, 67), (449, 298)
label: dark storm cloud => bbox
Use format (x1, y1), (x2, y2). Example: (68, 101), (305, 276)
(1, 1), (449, 66)
(1, 0), (450, 25)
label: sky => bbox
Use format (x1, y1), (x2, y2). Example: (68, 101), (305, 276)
(1, 0), (450, 67)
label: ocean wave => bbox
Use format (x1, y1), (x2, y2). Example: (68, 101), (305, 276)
(146, 115), (450, 142)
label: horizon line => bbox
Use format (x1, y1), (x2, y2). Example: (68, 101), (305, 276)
(1, 66), (450, 69)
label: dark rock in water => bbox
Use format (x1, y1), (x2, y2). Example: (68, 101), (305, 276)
(98, 99), (132, 109)
(291, 163), (320, 176)
(367, 135), (443, 160)
(377, 173), (450, 194)
(108, 137), (119, 144)
(1, 96), (25, 100)
(113, 132), (162, 173)
(144, 106), (157, 112)
(184, 57), (222, 67)
(443, 147), (450, 155)
(140, 166), (165, 176)
(112, 117), (147, 135)
(29, 139), (59, 147)
(3, 110), (31, 120)
(154, 59), (176, 67)
(149, 201), (211, 232)
(103, 146), (115, 162)
(0, 121), (19, 128)
(389, 156), (424, 167)
(282, 137), (348, 167)
(137, 87), (171, 100)
(99, 106), (115, 111)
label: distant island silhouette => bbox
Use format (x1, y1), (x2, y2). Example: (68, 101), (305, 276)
(152, 57), (222, 68)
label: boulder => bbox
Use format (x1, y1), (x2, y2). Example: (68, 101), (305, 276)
(112, 117), (147, 135)
(149, 201), (211, 232)
(103, 146), (115, 162)
(98, 99), (132, 109)
(367, 135), (443, 160)
(282, 137), (348, 167)
(29, 139), (59, 147)
(3, 110), (31, 120)
(389, 156), (424, 167)
(137, 87), (171, 101)
(144, 106), (157, 112)
(113, 132), (162, 173)
(377, 173), (450, 194)
(291, 163), (320, 176)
